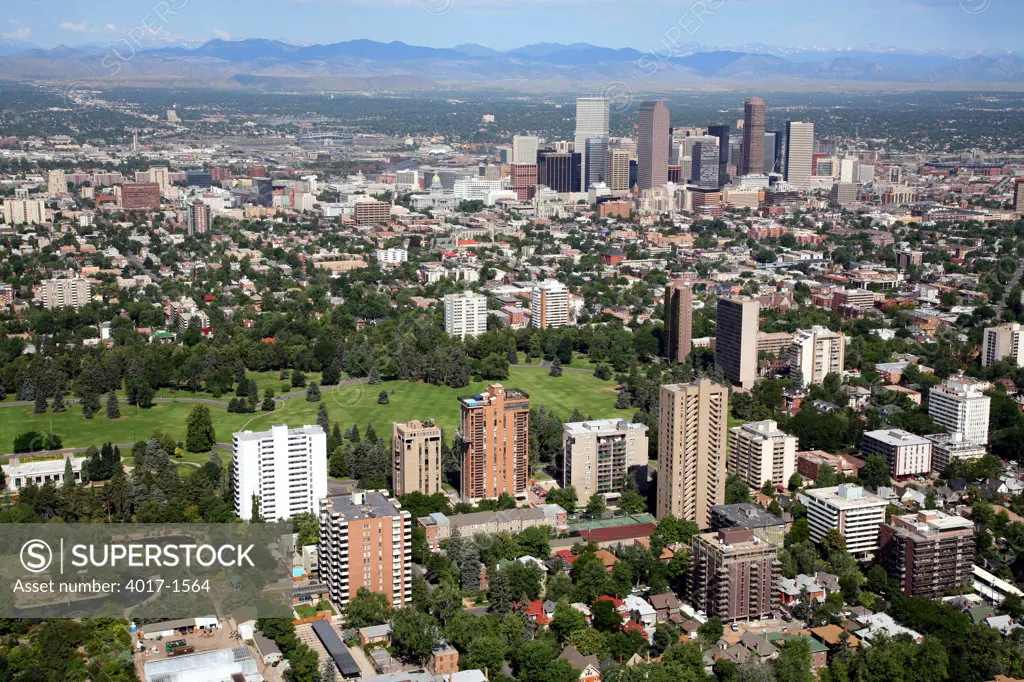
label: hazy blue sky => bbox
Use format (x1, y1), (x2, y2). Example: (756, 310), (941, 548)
(3, 0), (1022, 53)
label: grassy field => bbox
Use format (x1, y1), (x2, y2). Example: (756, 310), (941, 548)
(0, 367), (628, 454)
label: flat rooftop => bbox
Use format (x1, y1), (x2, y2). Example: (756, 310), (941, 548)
(801, 485), (886, 509)
(324, 491), (401, 521)
(712, 503), (786, 529)
(564, 418), (646, 435)
(234, 424), (323, 442)
(864, 429), (930, 447)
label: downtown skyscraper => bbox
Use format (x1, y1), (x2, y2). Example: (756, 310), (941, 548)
(784, 121), (815, 189)
(575, 97), (610, 188)
(637, 100), (670, 190)
(741, 98), (766, 176)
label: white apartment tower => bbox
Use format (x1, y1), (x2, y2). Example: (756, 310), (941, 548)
(232, 424), (328, 521)
(531, 280), (570, 329)
(799, 484), (887, 558)
(575, 98), (610, 187)
(784, 122), (815, 190)
(727, 419), (797, 488)
(563, 419), (649, 501)
(786, 326), (846, 388)
(41, 277), (91, 310)
(444, 290), (489, 339)
(982, 323), (1024, 367)
(927, 373), (991, 445)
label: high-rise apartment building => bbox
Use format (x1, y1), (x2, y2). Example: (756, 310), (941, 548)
(692, 140), (721, 190)
(563, 418), (649, 502)
(606, 149), (632, 191)
(47, 169), (66, 196)
(716, 297), (760, 390)
(862, 429), (932, 478)
(3, 197), (47, 225)
(689, 528), (778, 623)
(319, 490), (412, 607)
(784, 122), (815, 190)
(147, 166), (170, 194)
(1015, 178), (1024, 212)
(187, 200), (210, 235)
(512, 135), (539, 164)
(785, 326), (846, 388)
(530, 280), (569, 329)
(707, 124), (731, 187)
(982, 322), (1024, 367)
(41, 277), (91, 310)
(926, 433), (985, 475)
(392, 420), (443, 497)
(727, 420), (797, 488)
(879, 510), (974, 598)
(232, 424), (328, 521)
(741, 98), (766, 176)
(664, 280), (693, 363)
(637, 101), (670, 191)
(444, 290), (488, 339)
(537, 151), (581, 193)
(657, 380), (729, 528)
(575, 98), (610, 186)
(459, 384), (530, 502)
(799, 485), (886, 558)
(927, 373), (991, 445)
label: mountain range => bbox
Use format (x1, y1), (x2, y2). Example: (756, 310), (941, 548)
(3, 38), (1024, 92)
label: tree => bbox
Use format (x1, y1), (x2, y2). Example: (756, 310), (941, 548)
(391, 608), (440, 664)
(566, 628), (607, 658)
(698, 617), (724, 644)
(291, 370), (307, 388)
(549, 357), (563, 377)
(571, 552), (610, 603)
(306, 381), (321, 402)
(185, 405), (215, 453)
(344, 587), (392, 628)
(772, 637), (814, 682)
(725, 474), (752, 504)
(788, 471), (803, 492)
(551, 600), (586, 643)
(251, 494), (263, 523)
(378, 390), (390, 405)
(33, 393), (47, 414)
(62, 457), (75, 489)
(51, 390), (66, 413)
(81, 391), (100, 419)
(487, 568), (515, 614)
(619, 489), (647, 514)
(591, 599), (621, 632)
(860, 454), (890, 490)
(106, 391), (120, 419)
(262, 388), (276, 411)
(546, 486), (578, 512)
(317, 403), (330, 432)
(586, 493), (607, 517)
(608, 561), (634, 597)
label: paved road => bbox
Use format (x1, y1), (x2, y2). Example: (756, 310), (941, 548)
(0, 376), (372, 410)
(995, 258), (1024, 320)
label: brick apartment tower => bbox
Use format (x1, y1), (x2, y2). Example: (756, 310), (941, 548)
(878, 510), (974, 598)
(319, 490), (412, 607)
(657, 380), (729, 528)
(741, 98), (766, 176)
(392, 420), (443, 497)
(459, 384), (530, 502)
(689, 528), (779, 622)
(665, 280), (693, 363)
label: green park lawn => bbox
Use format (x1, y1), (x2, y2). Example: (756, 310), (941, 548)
(0, 367), (629, 454)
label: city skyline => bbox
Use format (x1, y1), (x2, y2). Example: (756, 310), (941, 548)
(4, 0), (1023, 54)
